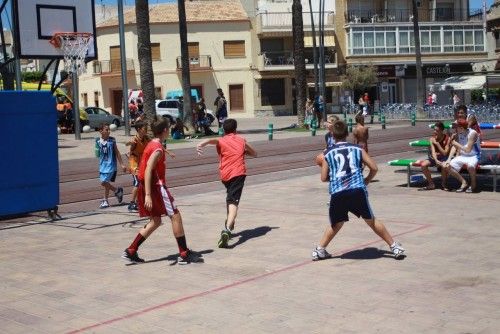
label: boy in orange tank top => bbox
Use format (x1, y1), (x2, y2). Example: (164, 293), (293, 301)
(196, 119), (257, 248)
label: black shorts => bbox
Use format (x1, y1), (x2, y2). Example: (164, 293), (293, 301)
(329, 188), (374, 225)
(222, 175), (246, 206)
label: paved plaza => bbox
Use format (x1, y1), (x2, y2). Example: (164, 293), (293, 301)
(1, 118), (499, 333)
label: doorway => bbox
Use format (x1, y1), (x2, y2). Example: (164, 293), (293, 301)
(388, 83), (397, 103)
(111, 89), (123, 116)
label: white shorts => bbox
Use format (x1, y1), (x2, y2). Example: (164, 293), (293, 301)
(450, 155), (478, 171)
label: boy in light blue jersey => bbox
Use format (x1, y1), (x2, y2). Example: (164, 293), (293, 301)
(312, 120), (405, 260)
(96, 123), (127, 208)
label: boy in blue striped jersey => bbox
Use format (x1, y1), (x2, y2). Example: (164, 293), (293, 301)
(312, 120), (405, 261)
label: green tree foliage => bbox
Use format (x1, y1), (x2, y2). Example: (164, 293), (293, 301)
(341, 65), (377, 92)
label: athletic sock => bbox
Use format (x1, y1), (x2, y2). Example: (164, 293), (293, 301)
(128, 233), (145, 253)
(176, 235), (188, 255)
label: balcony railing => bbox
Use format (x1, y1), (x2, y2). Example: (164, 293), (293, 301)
(259, 49), (336, 70)
(92, 59), (134, 74)
(176, 55), (212, 71)
(256, 11), (334, 31)
(345, 8), (483, 24)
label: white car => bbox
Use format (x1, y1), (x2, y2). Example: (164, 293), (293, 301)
(155, 99), (216, 125)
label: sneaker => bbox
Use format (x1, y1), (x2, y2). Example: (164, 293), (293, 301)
(121, 249), (145, 263)
(217, 229), (231, 248)
(312, 247), (332, 261)
(115, 187), (124, 204)
(127, 202), (138, 212)
(177, 250), (191, 265)
(99, 200), (110, 209)
(390, 242), (405, 259)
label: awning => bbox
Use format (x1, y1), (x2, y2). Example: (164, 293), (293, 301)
(428, 75), (486, 91)
(304, 34), (335, 47)
(307, 82), (342, 87)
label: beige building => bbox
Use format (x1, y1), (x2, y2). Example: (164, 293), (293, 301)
(79, 1), (254, 117)
(336, 0), (489, 105)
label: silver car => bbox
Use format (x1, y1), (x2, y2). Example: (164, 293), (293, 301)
(85, 107), (124, 130)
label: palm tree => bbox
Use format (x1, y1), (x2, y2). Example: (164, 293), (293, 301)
(411, 0), (424, 115)
(178, 0), (194, 132)
(135, 0), (156, 127)
(292, 0), (307, 127)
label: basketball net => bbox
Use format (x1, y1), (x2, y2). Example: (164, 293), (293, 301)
(50, 32), (93, 76)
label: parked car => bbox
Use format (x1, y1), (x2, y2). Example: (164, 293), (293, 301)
(84, 107), (124, 130)
(155, 99), (216, 125)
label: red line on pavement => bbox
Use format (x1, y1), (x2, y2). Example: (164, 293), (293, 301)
(67, 223), (431, 334)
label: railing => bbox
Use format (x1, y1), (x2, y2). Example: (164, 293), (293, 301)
(257, 11), (334, 29)
(92, 59), (134, 74)
(345, 8), (482, 24)
(379, 103), (500, 121)
(261, 49), (335, 67)
(176, 55), (212, 71)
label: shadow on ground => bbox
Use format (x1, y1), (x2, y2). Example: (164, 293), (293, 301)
(338, 247), (404, 260)
(227, 226), (280, 249)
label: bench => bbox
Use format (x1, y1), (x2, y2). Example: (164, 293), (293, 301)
(428, 122), (500, 130)
(388, 143), (500, 191)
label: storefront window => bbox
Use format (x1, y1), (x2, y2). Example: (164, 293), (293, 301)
(261, 79), (285, 106)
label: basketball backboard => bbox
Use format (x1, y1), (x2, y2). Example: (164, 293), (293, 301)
(13, 0), (97, 60)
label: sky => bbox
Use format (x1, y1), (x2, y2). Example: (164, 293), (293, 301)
(98, 0), (494, 10)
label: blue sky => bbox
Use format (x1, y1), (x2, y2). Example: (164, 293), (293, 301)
(99, 0), (494, 9)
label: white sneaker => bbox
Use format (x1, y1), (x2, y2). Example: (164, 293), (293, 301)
(312, 247), (332, 261)
(390, 242), (405, 259)
(99, 200), (110, 209)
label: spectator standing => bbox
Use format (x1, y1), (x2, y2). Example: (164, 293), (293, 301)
(453, 93), (460, 107)
(214, 88), (228, 128)
(426, 93), (433, 106)
(305, 98), (314, 129)
(431, 92), (437, 105)
(362, 92), (370, 116)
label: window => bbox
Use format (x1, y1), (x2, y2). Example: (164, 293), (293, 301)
(224, 41), (245, 58)
(94, 91), (99, 107)
(348, 25), (483, 56)
(151, 43), (161, 61)
(82, 93), (88, 107)
(261, 79), (285, 106)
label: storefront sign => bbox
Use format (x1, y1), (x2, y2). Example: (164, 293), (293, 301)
(377, 65), (395, 77)
(425, 65), (451, 75)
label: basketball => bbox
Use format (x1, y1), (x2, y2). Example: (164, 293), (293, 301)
(109, 123), (117, 131)
(315, 153), (324, 167)
(82, 125), (91, 133)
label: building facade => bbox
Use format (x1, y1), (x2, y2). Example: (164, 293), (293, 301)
(336, 0), (489, 105)
(79, 1), (255, 117)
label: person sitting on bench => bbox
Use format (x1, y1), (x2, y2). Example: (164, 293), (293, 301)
(418, 121), (451, 191)
(443, 119), (481, 193)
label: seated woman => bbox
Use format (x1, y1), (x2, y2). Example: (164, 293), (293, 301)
(443, 119), (481, 193)
(418, 121), (451, 191)
(171, 118), (189, 140)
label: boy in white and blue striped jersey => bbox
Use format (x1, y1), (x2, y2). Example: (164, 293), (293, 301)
(312, 120), (405, 261)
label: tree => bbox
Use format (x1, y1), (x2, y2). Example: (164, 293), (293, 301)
(178, 0), (194, 133)
(411, 0), (424, 116)
(135, 0), (156, 127)
(292, 0), (307, 127)
(341, 65), (377, 103)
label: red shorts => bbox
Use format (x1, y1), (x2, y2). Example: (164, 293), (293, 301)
(137, 182), (178, 218)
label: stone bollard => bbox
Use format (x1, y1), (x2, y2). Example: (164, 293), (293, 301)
(348, 118), (353, 133)
(381, 114), (386, 130)
(268, 123), (273, 141)
(218, 127), (224, 136)
(411, 112), (416, 126)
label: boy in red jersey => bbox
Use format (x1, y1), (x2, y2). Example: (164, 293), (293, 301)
(196, 119), (257, 248)
(122, 118), (192, 264)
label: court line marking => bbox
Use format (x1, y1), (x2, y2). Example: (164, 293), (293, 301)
(67, 223), (431, 334)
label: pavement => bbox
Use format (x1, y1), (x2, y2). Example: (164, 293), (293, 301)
(1, 116), (499, 333)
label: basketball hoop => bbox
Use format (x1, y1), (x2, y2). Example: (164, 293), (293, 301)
(50, 32), (93, 75)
